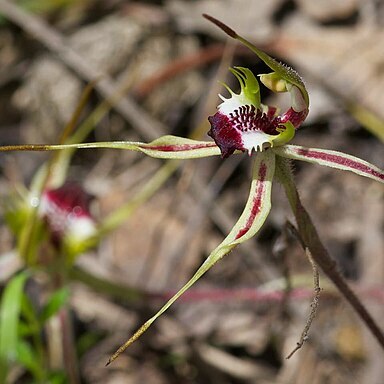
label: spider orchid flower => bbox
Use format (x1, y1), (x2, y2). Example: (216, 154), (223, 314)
(207, 65), (307, 158)
(0, 16), (383, 363)
(5, 181), (97, 263)
(39, 182), (96, 253)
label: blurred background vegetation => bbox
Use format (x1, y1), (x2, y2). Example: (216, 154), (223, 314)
(0, 0), (383, 383)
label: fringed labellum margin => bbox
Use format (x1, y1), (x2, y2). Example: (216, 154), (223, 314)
(208, 66), (307, 158)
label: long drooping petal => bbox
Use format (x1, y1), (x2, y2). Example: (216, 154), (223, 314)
(0, 136), (221, 160)
(106, 150), (276, 365)
(274, 145), (384, 183)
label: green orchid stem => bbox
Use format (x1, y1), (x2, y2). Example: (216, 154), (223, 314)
(275, 156), (384, 350)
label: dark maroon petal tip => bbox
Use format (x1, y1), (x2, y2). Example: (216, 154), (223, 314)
(203, 14), (237, 38)
(208, 113), (242, 158)
(44, 182), (93, 218)
(41, 182), (95, 246)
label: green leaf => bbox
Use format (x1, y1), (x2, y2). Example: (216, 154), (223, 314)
(18, 319), (36, 338)
(107, 150), (276, 365)
(20, 293), (40, 333)
(16, 340), (45, 381)
(48, 371), (68, 384)
(39, 288), (70, 323)
(0, 272), (29, 378)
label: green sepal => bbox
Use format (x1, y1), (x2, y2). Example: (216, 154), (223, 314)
(0, 136), (221, 160)
(236, 37), (309, 108)
(203, 14), (309, 108)
(106, 150), (275, 365)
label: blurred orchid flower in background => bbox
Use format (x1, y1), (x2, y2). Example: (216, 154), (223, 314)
(40, 182), (96, 254)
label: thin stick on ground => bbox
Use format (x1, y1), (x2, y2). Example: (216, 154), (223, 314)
(286, 247), (321, 359)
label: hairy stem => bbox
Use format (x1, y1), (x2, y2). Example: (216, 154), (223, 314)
(276, 156), (384, 350)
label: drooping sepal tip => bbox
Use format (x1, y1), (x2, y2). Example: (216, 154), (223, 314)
(202, 13), (238, 38)
(203, 13), (310, 110)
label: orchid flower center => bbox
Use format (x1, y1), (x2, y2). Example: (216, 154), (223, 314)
(208, 67), (308, 158)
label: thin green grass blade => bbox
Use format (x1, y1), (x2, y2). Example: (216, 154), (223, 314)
(39, 288), (70, 323)
(16, 340), (45, 381)
(0, 272), (29, 379)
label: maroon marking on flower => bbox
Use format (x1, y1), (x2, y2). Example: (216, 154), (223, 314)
(296, 148), (384, 181)
(279, 108), (308, 128)
(142, 143), (217, 152)
(208, 105), (280, 158)
(208, 112), (244, 158)
(266, 106), (277, 120)
(44, 183), (92, 218)
(41, 182), (94, 246)
(235, 162), (267, 239)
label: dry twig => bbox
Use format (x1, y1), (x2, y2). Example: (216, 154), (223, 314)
(286, 247), (321, 359)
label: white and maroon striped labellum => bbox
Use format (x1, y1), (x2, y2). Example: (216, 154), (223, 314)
(40, 182), (96, 247)
(208, 67), (308, 158)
